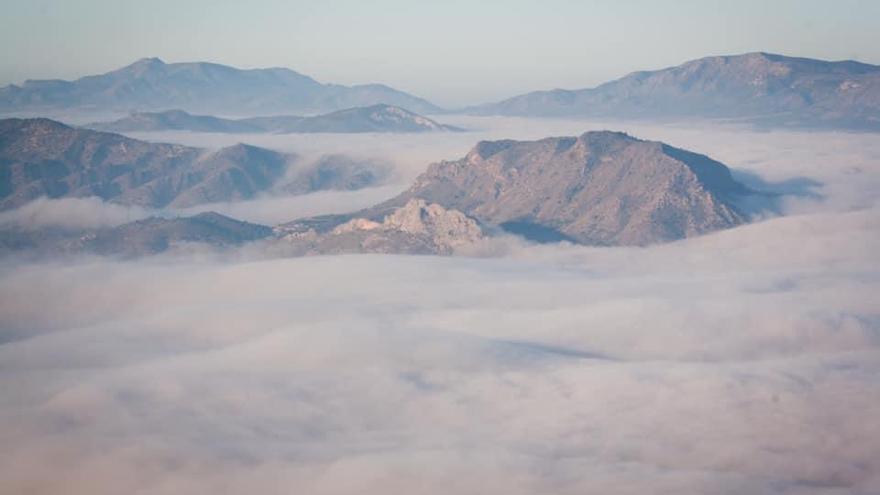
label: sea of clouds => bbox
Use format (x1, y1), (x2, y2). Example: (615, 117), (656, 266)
(0, 118), (878, 494)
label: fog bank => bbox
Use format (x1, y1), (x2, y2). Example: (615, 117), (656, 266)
(1, 121), (878, 494)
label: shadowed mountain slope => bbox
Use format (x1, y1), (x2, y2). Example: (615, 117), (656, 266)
(0, 118), (292, 210)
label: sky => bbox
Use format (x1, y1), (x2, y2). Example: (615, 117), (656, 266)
(1, 0), (879, 106)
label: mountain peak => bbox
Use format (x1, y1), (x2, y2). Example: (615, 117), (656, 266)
(467, 140), (518, 160)
(277, 198), (484, 255)
(134, 56), (165, 65)
(579, 130), (636, 142)
(0, 117), (72, 134)
(211, 142), (268, 160)
(124, 57), (166, 71)
(735, 51), (775, 59)
(386, 131), (749, 246)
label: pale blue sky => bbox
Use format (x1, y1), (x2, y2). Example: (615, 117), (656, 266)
(1, 0), (878, 106)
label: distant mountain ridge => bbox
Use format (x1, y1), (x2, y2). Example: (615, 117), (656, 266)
(87, 104), (462, 134)
(88, 109), (265, 133)
(468, 52), (880, 130)
(0, 57), (440, 115)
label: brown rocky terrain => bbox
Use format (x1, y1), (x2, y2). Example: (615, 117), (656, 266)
(274, 199), (483, 256)
(284, 131), (750, 246)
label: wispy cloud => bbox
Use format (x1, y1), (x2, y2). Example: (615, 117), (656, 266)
(0, 196), (151, 230)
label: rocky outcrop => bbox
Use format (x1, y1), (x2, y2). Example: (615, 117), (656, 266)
(275, 199), (483, 255)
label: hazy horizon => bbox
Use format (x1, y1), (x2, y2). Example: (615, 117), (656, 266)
(2, 0), (879, 106)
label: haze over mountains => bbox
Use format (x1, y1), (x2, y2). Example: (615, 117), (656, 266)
(0, 118), (389, 211)
(2, 53), (878, 131)
(87, 104), (462, 134)
(0, 57), (440, 115)
(469, 52), (880, 131)
(8, 51), (876, 255)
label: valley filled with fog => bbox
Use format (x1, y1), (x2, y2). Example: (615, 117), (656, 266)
(8, 115), (879, 226)
(1, 117), (878, 494)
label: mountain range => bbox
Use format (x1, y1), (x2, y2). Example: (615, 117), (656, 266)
(87, 104), (462, 134)
(0, 127), (753, 257)
(468, 52), (880, 130)
(3, 53), (877, 131)
(0, 57), (439, 115)
(0, 118), (388, 210)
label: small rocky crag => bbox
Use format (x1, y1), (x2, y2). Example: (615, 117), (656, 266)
(274, 199), (483, 255)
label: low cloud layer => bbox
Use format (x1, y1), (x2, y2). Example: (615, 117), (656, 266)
(0, 183), (407, 230)
(94, 115), (880, 218)
(0, 121), (878, 494)
(174, 183), (407, 226)
(0, 196), (151, 230)
(1, 207), (877, 494)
